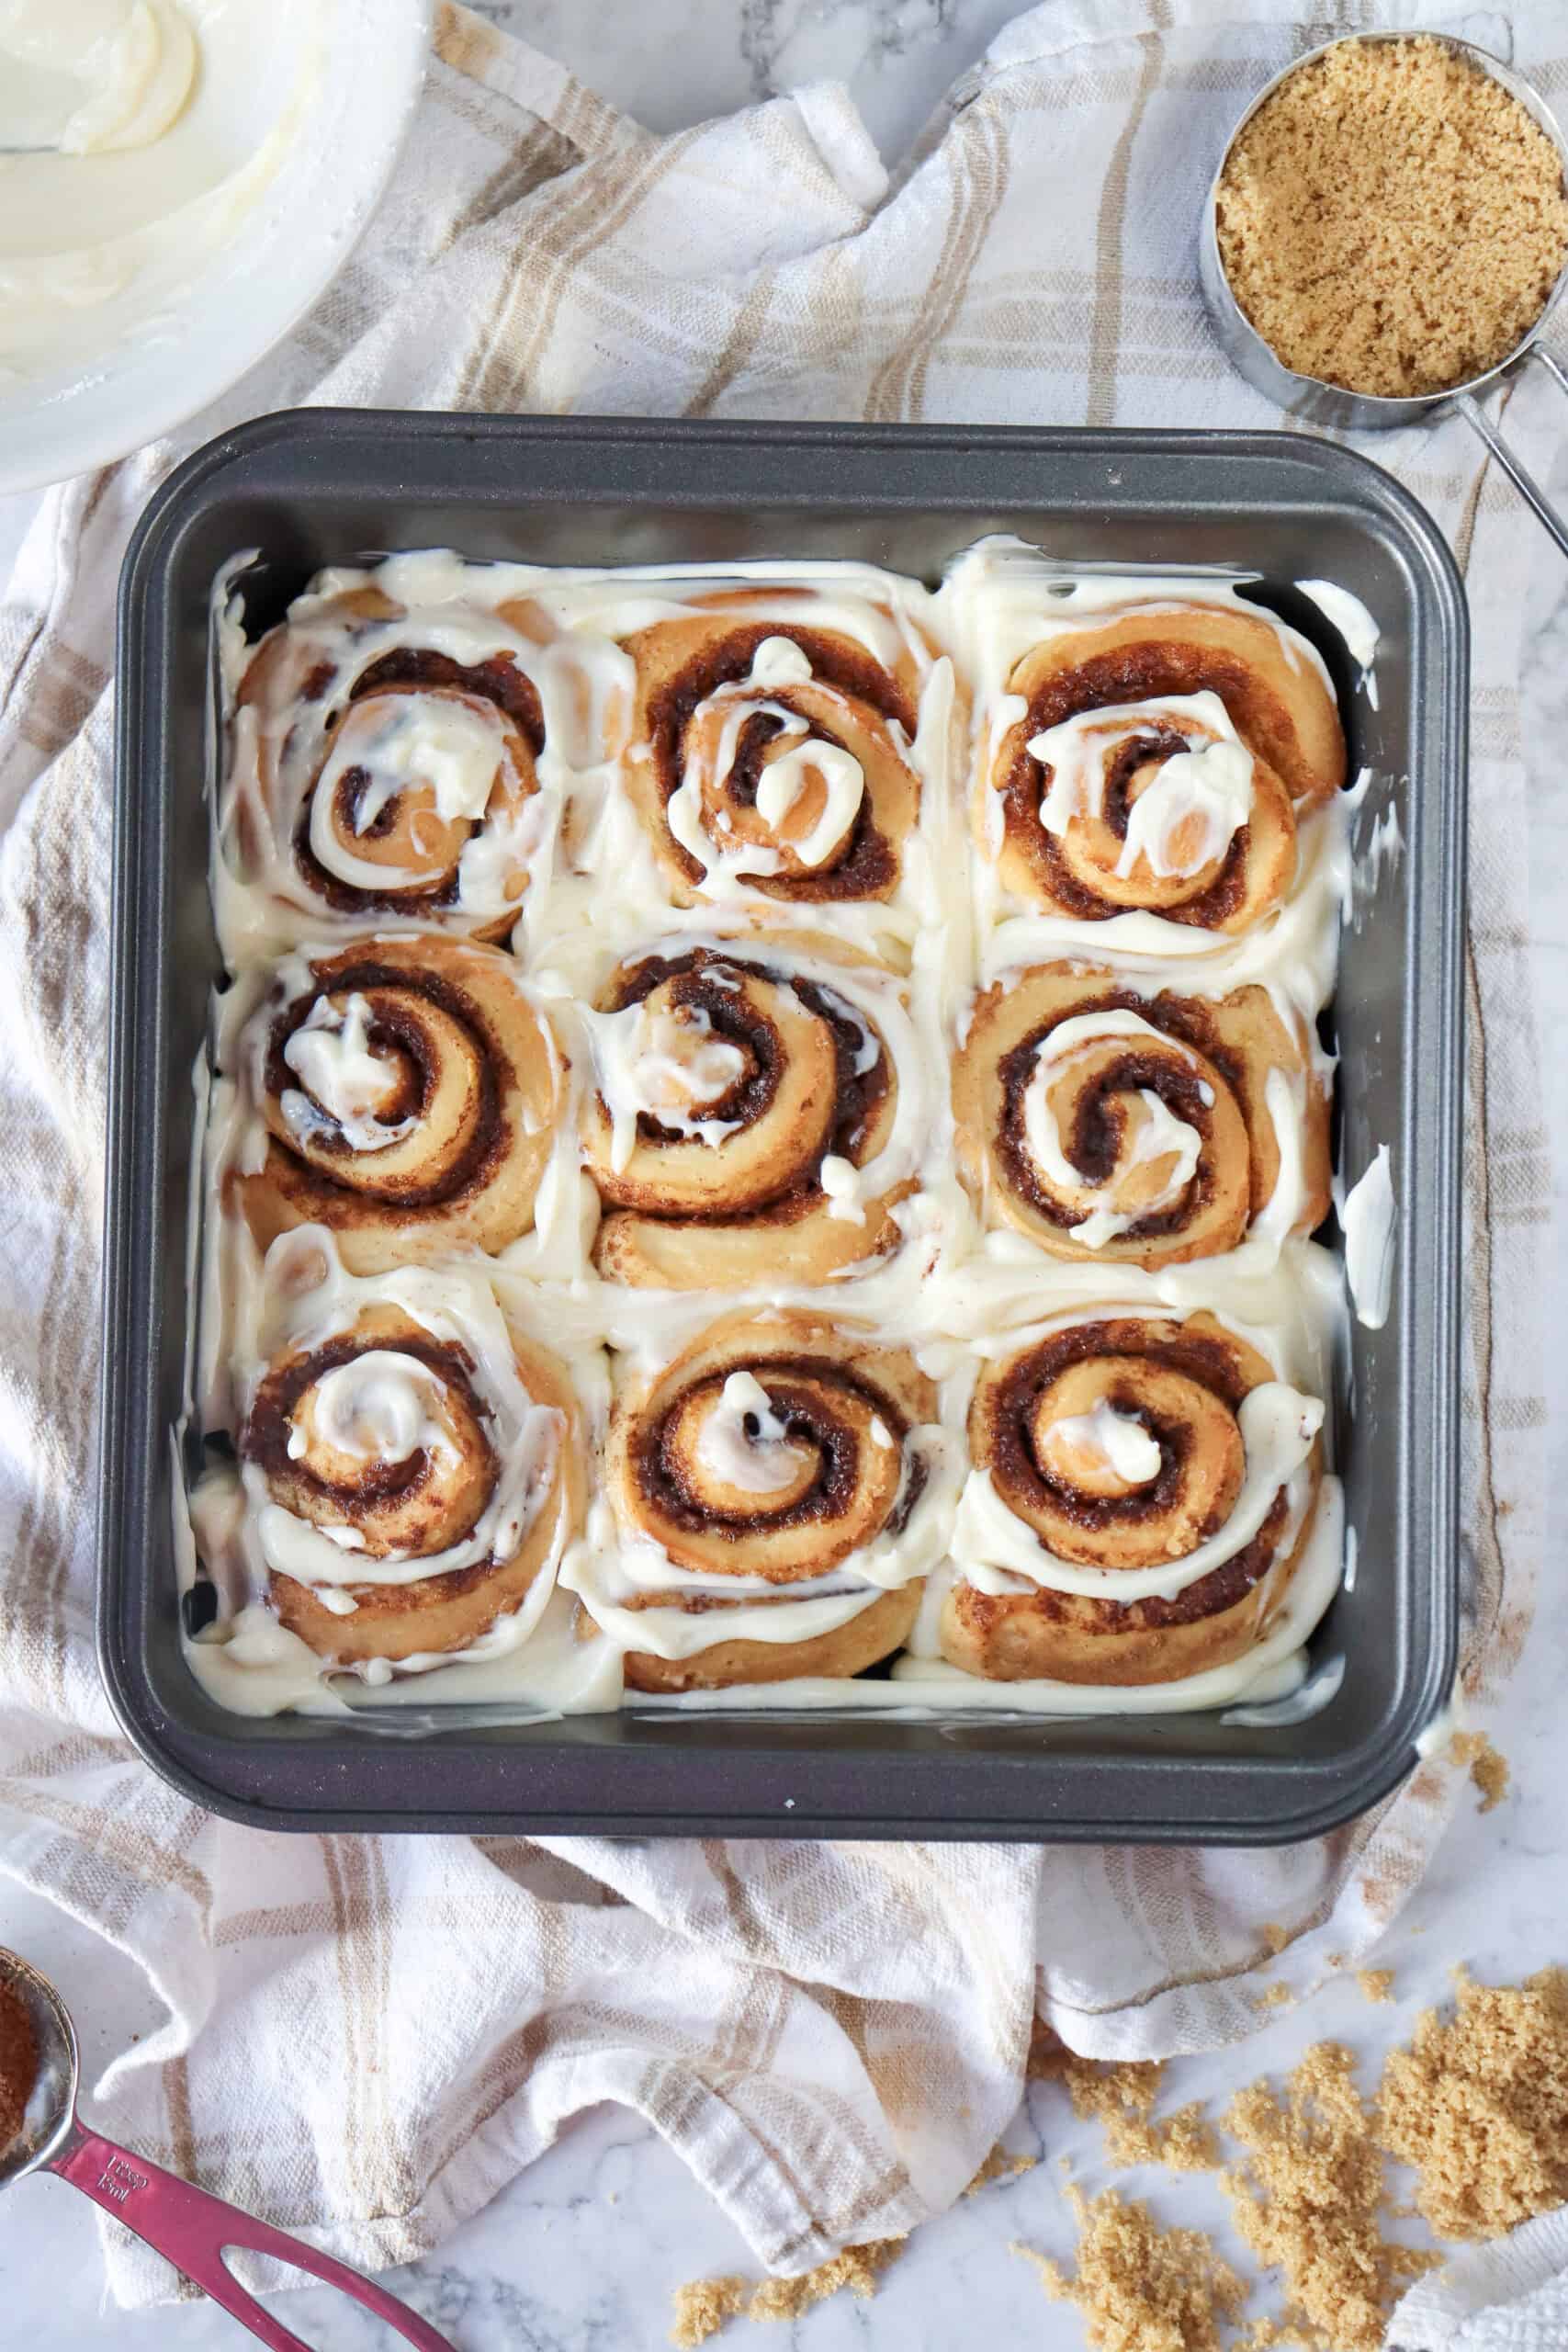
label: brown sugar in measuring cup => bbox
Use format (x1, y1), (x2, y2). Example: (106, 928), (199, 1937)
(1200, 32), (1568, 557)
(0, 1978), (38, 2150)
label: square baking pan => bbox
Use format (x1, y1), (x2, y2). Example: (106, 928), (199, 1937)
(100, 411), (1465, 1842)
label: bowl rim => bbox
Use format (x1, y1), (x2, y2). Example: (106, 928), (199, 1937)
(0, 0), (434, 496)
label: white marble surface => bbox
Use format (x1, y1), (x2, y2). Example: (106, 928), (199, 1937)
(4, 2), (1568, 2346)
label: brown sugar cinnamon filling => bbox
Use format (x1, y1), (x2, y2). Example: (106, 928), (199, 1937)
(625, 610), (926, 906)
(602, 948), (888, 1216)
(997, 1029), (1215, 1241)
(292, 649), (545, 919)
(982, 603), (1345, 937)
(936, 1299), (1324, 1690)
(952, 964), (1331, 1272)
(239, 933), (562, 1275)
(266, 958), (510, 1210)
(636, 1361), (911, 1553)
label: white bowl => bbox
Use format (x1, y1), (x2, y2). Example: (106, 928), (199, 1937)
(0, 0), (432, 493)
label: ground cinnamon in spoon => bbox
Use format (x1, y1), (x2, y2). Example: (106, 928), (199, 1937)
(0, 1980), (39, 2150)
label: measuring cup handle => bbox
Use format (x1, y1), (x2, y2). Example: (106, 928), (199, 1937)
(1456, 348), (1568, 560)
(46, 2122), (456, 2352)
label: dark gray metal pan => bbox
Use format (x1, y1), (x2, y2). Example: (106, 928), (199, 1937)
(100, 411), (1465, 1841)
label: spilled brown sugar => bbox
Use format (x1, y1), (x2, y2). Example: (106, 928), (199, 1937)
(672, 1971), (1568, 2346)
(1028, 2027), (1218, 2170)
(1014, 2188), (1245, 2352)
(670, 2239), (904, 2347)
(1221, 2043), (1435, 2352)
(0, 1979), (38, 2151)
(1216, 36), (1568, 398)
(1380, 1966), (1568, 2239)
(670, 2277), (747, 2348)
(1450, 1730), (1510, 1813)
(964, 2144), (1038, 2195)
(1357, 1970), (1394, 2005)
(1250, 1984), (1294, 2014)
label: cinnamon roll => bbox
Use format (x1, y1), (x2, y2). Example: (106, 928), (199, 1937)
(943, 1308), (1327, 1684)
(222, 583), (554, 944)
(952, 964), (1329, 1266)
(982, 601), (1345, 928)
(567, 1309), (953, 1690)
(619, 591), (933, 905)
(578, 934), (924, 1288)
(221, 1238), (586, 1669)
(232, 933), (563, 1274)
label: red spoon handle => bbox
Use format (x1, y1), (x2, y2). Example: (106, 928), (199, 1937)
(49, 2123), (455, 2351)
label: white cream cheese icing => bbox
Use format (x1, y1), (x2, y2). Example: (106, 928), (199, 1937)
(1019, 1008), (1204, 1248)
(0, 0), (196, 154)
(1339, 1144), (1397, 1331)
(1029, 689), (1256, 880)
(280, 993), (413, 1155)
(694, 1371), (816, 1496)
(186, 539), (1369, 1721)
(0, 0), (315, 382)
(581, 998), (746, 1172)
(1037, 1398), (1163, 1487)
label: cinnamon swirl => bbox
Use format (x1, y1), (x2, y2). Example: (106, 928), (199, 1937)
(221, 582), (555, 946)
(231, 933), (563, 1274)
(578, 934), (926, 1288)
(618, 588), (937, 907)
(942, 1307), (1327, 1684)
(976, 591), (1345, 931)
(567, 1309), (955, 1690)
(953, 964), (1329, 1266)
(216, 1234), (587, 1669)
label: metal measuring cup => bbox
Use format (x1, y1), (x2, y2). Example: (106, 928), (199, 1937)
(0, 1948), (456, 2352)
(1200, 30), (1568, 558)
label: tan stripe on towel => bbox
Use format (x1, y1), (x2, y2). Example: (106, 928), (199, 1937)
(1086, 11), (1170, 428)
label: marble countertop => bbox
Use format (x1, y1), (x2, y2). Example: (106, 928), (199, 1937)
(4, 2), (1568, 2346)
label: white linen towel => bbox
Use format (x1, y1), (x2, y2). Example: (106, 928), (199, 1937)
(1391, 2211), (1568, 2352)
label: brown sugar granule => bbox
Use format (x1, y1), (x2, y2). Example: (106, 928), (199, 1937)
(671, 2239), (904, 2345)
(1261, 1923), (1290, 1956)
(747, 2239), (902, 2321)
(1251, 1984), (1294, 2013)
(1014, 2187), (1245, 2352)
(965, 2143), (1038, 2194)
(671, 2277), (748, 2349)
(1032, 2030), (1219, 2168)
(1379, 1966), (1568, 2239)
(1158, 2104), (1223, 2174)
(1358, 1970), (1395, 2005)
(1450, 1729), (1510, 1812)
(1221, 2043), (1434, 2352)
(0, 1980), (38, 2151)
(1215, 36), (1568, 398)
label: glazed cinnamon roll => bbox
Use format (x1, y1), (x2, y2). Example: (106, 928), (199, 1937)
(566, 1309), (953, 1690)
(220, 1238), (586, 1669)
(222, 582), (554, 944)
(943, 1308), (1327, 1684)
(983, 601), (1345, 928)
(619, 590), (934, 905)
(578, 935), (924, 1288)
(952, 964), (1329, 1266)
(232, 933), (563, 1274)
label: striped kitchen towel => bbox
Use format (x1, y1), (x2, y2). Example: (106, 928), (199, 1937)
(0, 0), (1549, 2305)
